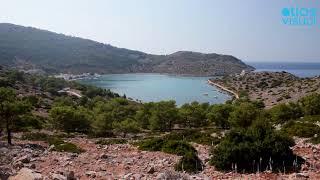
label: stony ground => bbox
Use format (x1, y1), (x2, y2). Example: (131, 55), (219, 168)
(1, 137), (320, 180)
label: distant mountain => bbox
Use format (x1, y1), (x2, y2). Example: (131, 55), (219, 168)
(0, 23), (254, 76)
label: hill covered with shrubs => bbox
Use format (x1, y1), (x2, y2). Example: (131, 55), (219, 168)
(0, 23), (254, 76)
(1, 67), (320, 178)
(210, 71), (320, 108)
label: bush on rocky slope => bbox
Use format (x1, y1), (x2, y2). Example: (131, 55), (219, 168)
(22, 132), (84, 153)
(163, 129), (220, 146)
(137, 138), (203, 173)
(281, 121), (320, 138)
(210, 119), (304, 173)
(175, 152), (203, 173)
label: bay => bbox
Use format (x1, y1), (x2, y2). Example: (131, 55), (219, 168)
(79, 62), (320, 105)
(79, 74), (231, 106)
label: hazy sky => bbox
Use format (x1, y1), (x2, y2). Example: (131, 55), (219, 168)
(0, 0), (319, 62)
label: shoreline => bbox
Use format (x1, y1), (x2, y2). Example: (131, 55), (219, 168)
(54, 72), (221, 81)
(207, 79), (239, 99)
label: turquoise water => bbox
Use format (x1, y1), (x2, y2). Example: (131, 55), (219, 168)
(79, 74), (231, 105)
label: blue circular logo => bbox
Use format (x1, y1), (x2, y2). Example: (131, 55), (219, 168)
(282, 8), (290, 16)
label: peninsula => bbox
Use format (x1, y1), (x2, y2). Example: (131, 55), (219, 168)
(210, 71), (320, 108)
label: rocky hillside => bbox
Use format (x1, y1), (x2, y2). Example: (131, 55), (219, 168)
(0, 23), (254, 76)
(148, 51), (253, 76)
(2, 135), (319, 179)
(210, 71), (320, 108)
(1, 67), (320, 179)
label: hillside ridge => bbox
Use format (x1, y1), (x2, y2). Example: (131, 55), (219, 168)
(0, 23), (254, 76)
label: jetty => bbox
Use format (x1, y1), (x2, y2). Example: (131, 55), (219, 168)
(207, 79), (239, 99)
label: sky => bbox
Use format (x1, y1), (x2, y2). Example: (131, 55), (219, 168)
(0, 0), (320, 62)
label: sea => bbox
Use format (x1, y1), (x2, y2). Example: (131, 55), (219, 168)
(79, 62), (320, 105)
(248, 62), (320, 78)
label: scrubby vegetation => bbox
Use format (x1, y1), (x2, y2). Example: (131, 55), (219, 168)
(1, 67), (320, 174)
(302, 115), (320, 123)
(270, 102), (303, 124)
(211, 71), (320, 108)
(49, 139), (84, 154)
(137, 138), (202, 173)
(308, 136), (320, 144)
(210, 120), (304, 173)
(137, 138), (197, 156)
(21, 132), (51, 141)
(95, 138), (127, 145)
(281, 121), (320, 138)
(22, 132), (84, 153)
(163, 129), (220, 146)
(0, 23), (253, 76)
(175, 152), (203, 173)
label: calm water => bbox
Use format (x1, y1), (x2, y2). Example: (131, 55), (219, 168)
(80, 74), (231, 105)
(80, 62), (320, 105)
(248, 62), (320, 77)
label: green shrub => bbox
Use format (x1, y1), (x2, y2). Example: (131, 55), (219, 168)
(137, 138), (196, 156)
(52, 142), (84, 153)
(269, 103), (303, 124)
(210, 121), (304, 173)
(47, 137), (65, 145)
(95, 138), (127, 145)
(299, 93), (320, 115)
(281, 121), (320, 138)
(239, 90), (249, 98)
(302, 115), (320, 123)
(22, 95), (39, 107)
(229, 102), (259, 128)
(15, 115), (45, 131)
(137, 138), (165, 152)
(48, 137), (84, 153)
(207, 104), (233, 129)
(175, 152), (203, 173)
(21, 132), (50, 141)
(179, 102), (210, 128)
(137, 137), (203, 173)
(163, 130), (220, 146)
(21, 132), (84, 153)
(308, 136), (320, 144)
(49, 106), (92, 133)
(161, 140), (196, 156)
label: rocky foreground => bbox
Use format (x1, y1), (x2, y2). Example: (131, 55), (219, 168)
(1, 136), (320, 180)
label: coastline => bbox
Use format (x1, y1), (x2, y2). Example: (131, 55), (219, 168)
(207, 79), (239, 99)
(54, 72), (219, 80)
